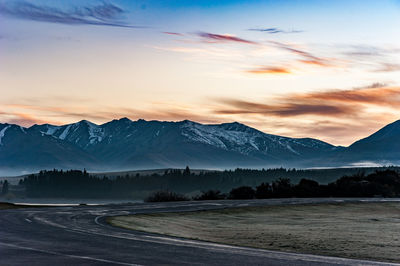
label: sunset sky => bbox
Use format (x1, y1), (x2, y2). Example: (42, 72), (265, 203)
(1, 0), (400, 146)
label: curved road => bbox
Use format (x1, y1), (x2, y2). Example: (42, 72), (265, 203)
(1, 198), (399, 265)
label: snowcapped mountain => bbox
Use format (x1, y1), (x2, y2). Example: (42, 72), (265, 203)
(0, 123), (97, 175)
(0, 118), (399, 175)
(180, 121), (333, 158)
(31, 120), (105, 148)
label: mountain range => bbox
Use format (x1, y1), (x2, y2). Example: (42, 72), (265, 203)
(0, 118), (399, 175)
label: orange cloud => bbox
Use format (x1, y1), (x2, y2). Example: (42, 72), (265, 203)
(212, 84), (400, 145)
(291, 86), (400, 107)
(6, 113), (49, 127)
(216, 100), (356, 117)
(2, 85), (400, 146)
(246, 66), (291, 74)
(298, 60), (332, 67)
(215, 85), (400, 118)
(0, 103), (224, 127)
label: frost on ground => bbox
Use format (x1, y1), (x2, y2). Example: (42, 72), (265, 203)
(110, 202), (400, 263)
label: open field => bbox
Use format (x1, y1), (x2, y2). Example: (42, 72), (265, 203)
(109, 202), (400, 263)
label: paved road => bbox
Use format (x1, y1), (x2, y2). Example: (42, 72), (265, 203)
(1, 198), (400, 265)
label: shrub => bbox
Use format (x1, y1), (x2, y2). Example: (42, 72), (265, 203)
(255, 182), (272, 199)
(228, 186), (255, 199)
(272, 178), (293, 198)
(193, 190), (225, 200)
(294, 178), (321, 197)
(145, 190), (189, 202)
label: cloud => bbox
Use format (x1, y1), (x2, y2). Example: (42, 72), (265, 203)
(275, 118), (393, 146)
(2, 85), (400, 146)
(197, 32), (258, 45)
(211, 84), (400, 145)
(6, 113), (48, 126)
(298, 60), (331, 67)
(291, 85), (400, 107)
(0, 103), (223, 127)
(246, 66), (292, 75)
(162, 32), (184, 36)
(343, 46), (383, 57)
(248, 28), (303, 34)
(343, 45), (400, 58)
(215, 84), (400, 118)
(270, 41), (334, 67)
(375, 63), (400, 72)
(341, 45), (400, 73)
(216, 100), (355, 117)
(0, 1), (142, 28)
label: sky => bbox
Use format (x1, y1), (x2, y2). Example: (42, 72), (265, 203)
(1, 0), (400, 146)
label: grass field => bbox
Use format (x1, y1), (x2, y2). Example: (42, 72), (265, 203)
(109, 202), (400, 263)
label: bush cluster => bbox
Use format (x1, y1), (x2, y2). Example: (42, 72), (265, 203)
(145, 191), (189, 202)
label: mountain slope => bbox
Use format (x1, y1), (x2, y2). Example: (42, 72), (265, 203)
(341, 120), (400, 164)
(2, 118), (400, 175)
(0, 123), (98, 173)
(0, 119), (337, 173)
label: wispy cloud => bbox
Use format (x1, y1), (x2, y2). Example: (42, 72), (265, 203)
(340, 45), (400, 73)
(375, 63), (400, 72)
(162, 32), (184, 36)
(270, 41), (335, 67)
(343, 45), (384, 57)
(215, 84), (400, 118)
(0, 1), (142, 28)
(216, 100), (355, 117)
(197, 32), (258, 45)
(0, 103), (223, 127)
(2, 85), (400, 146)
(291, 85), (400, 107)
(248, 28), (303, 34)
(246, 66), (292, 75)
(6, 113), (48, 126)
(212, 84), (400, 144)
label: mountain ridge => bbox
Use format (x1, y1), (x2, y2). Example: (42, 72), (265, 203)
(0, 118), (399, 175)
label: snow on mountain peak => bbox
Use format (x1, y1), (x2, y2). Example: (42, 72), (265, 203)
(179, 121), (333, 156)
(43, 124), (60, 135)
(38, 120), (105, 145)
(0, 125), (11, 145)
(86, 121), (104, 144)
(180, 122), (266, 153)
(59, 124), (72, 140)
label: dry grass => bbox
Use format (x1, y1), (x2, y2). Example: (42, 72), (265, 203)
(109, 202), (400, 263)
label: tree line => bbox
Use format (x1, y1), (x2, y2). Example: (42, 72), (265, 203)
(146, 169), (400, 201)
(16, 167), (400, 199)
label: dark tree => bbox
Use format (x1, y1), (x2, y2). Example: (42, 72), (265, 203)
(1, 180), (9, 195)
(255, 182), (272, 199)
(295, 178), (320, 197)
(193, 190), (225, 200)
(272, 178), (292, 198)
(183, 166), (191, 176)
(229, 186), (255, 199)
(145, 190), (189, 202)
